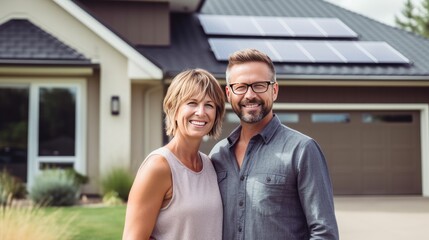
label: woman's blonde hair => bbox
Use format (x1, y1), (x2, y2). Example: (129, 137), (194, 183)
(163, 68), (226, 139)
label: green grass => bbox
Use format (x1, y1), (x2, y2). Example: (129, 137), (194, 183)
(45, 205), (126, 240)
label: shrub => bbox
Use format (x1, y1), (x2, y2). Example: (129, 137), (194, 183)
(100, 168), (133, 202)
(29, 169), (80, 206)
(64, 168), (89, 186)
(0, 169), (27, 205)
(0, 204), (76, 240)
(102, 190), (124, 206)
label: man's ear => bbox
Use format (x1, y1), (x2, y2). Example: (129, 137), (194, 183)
(272, 82), (279, 101)
(225, 86), (231, 103)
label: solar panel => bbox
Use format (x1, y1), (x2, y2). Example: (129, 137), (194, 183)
(313, 18), (358, 38)
(199, 15), (358, 39)
(357, 42), (411, 63)
(299, 41), (345, 63)
(329, 41), (376, 63)
(255, 17), (294, 37)
(208, 38), (410, 64)
(282, 18), (325, 37)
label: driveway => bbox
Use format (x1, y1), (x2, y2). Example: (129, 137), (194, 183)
(335, 196), (429, 240)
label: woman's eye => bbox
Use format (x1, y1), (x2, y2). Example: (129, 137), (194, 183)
(205, 104), (214, 108)
(187, 102), (197, 106)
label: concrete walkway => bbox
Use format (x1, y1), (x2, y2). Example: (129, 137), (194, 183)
(335, 196), (429, 240)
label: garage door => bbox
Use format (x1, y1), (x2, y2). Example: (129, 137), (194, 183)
(283, 110), (422, 195)
(201, 110), (422, 195)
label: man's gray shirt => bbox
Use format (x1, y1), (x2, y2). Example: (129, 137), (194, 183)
(210, 115), (339, 240)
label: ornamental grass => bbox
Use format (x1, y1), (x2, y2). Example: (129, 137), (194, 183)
(0, 201), (76, 240)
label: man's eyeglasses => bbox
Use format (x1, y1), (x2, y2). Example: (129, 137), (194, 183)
(229, 81), (274, 95)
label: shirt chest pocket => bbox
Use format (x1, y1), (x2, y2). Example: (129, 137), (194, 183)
(250, 173), (292, 217)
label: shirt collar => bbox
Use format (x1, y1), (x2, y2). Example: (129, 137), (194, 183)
(226, 114), (281, 146)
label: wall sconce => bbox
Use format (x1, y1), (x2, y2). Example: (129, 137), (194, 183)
(111, 96), (120, 115)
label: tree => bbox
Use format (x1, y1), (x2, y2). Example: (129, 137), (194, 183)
(395, 0), (429, 38)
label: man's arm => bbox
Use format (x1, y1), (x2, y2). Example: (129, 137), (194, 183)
(297, 139), (339, 240)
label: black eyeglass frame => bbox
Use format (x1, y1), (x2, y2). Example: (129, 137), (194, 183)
(229, 81), (275, 95)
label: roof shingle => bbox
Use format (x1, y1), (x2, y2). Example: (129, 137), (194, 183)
(0, 19), (91, 64)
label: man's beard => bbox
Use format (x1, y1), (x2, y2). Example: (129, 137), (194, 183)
(233, 99), (271, 123)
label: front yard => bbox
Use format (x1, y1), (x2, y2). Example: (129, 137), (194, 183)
(45, 205), (126, 240)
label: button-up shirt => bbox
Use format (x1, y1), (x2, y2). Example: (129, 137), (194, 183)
(210, 115), (339, 240)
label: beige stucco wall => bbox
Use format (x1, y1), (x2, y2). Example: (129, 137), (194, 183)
(131, 83), (163, 175)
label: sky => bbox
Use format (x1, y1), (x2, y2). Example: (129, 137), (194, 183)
(325, 0), (424, 26)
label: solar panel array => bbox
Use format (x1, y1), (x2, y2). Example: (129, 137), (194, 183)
(199, 15), (359, 39)
(199, 14), (411, 65)
(208, 38), (411, 64)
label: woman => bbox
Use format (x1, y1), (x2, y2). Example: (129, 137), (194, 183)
(122, 69), (226, 240)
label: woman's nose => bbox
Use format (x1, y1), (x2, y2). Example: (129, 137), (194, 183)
(195, 104), (205, 115)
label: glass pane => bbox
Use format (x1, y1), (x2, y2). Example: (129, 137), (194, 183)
(226, 112), (240, 123)
(271, 40), (312, 62)
(330, 41), (375, 63)
(277, 113), (299, 123)
(314, 18), (358, 38)
(300, 41), (344, 63)
(0, 86), (29, 181)
(257, 17), (293, 36)
(312, 113), (350, 123)
(284, 18), (324, 37)
(362, 113), (413, 123)
(226, 16), (261, 36)
(239, 40), (281, 61)
(39, 162), (74, 170)
(358, 42), (410, 64)
(209, 38), (241, 61)
(199, 15), (231, 35)
(38, 87), (76, 156)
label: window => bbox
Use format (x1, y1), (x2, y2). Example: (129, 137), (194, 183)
(277, 113), (299, 123)
(362, 113), (413, 123)
(312, 113), (350, 123)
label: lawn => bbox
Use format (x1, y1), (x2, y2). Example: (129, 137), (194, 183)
(46, 205), (126, 240)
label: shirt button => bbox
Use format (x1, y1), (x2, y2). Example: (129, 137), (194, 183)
(240, 175), (245, 181)
(239, 200), (244, 206)
(238, 226), (242, 232)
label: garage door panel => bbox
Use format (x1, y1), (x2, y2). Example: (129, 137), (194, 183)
(363, 172), (388, 194)
(362, 127), (389, 147)
(330, 148), (360, 170)
(333, 172), (362, 194)
(390, 173), (421, 194)
(390, 148), (420, 171)
(362, 150), (387, 170)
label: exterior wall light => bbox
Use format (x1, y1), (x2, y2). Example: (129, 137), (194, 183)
(111, 96), (120, 115)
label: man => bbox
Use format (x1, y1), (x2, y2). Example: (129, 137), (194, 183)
(210, 48), (339, 240)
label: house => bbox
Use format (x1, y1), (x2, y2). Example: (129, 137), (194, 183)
(1, 0), (429, 196)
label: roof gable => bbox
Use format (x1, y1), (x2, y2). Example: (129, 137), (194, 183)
(0, 19), (90, 65)
(54, 0), (162, 79)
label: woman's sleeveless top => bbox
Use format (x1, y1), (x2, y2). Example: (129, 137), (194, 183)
(146, 147), (223, 240)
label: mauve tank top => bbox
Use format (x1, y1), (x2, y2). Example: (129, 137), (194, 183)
(145, 147), (222, 240)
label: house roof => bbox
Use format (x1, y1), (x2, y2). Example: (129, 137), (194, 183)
(137, 0), (429, 79)
(0, 19), (91, 66)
